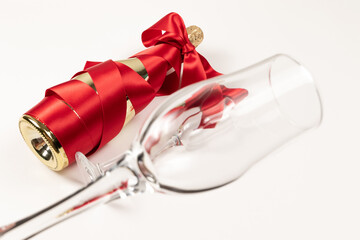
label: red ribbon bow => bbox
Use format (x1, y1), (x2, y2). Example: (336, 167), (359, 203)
(138, 12), (221, 90)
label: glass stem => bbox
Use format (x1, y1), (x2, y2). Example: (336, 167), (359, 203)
(0, 155), (138, 240)
(97, 151), (132, 175)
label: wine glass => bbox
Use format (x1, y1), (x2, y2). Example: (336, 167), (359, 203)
(0, 54), (322, 239)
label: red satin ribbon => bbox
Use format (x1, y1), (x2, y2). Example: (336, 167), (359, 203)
(25, 12), (221, 164)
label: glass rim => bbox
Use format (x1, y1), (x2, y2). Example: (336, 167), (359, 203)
(269, 54), (323, 130)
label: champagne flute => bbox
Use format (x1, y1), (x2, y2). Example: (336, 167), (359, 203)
(0, 54), (322, 239)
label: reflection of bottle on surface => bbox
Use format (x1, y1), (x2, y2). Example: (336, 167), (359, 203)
(144, 84), (248, 156)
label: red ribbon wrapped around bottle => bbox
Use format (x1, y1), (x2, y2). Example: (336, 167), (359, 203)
(19, 12), (222, 171)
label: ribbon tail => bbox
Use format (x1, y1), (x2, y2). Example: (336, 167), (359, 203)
(84, 61), (102, 70)
(181, 52), (222, 88)
(198, 53), (223, 78)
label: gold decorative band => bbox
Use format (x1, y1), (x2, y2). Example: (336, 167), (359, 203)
(72, 57), (147, 126)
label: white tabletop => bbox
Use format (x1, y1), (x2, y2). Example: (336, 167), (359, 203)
(0, 1), (359, 239)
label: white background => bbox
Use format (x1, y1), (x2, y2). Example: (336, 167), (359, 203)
(0, 0), (359, 239)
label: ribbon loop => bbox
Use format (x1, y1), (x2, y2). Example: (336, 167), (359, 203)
(142, 12), (195, 56)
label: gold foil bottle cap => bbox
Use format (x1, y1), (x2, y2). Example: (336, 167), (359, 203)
(19, 25), (205, 171)
(186, 25), (204, 48)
